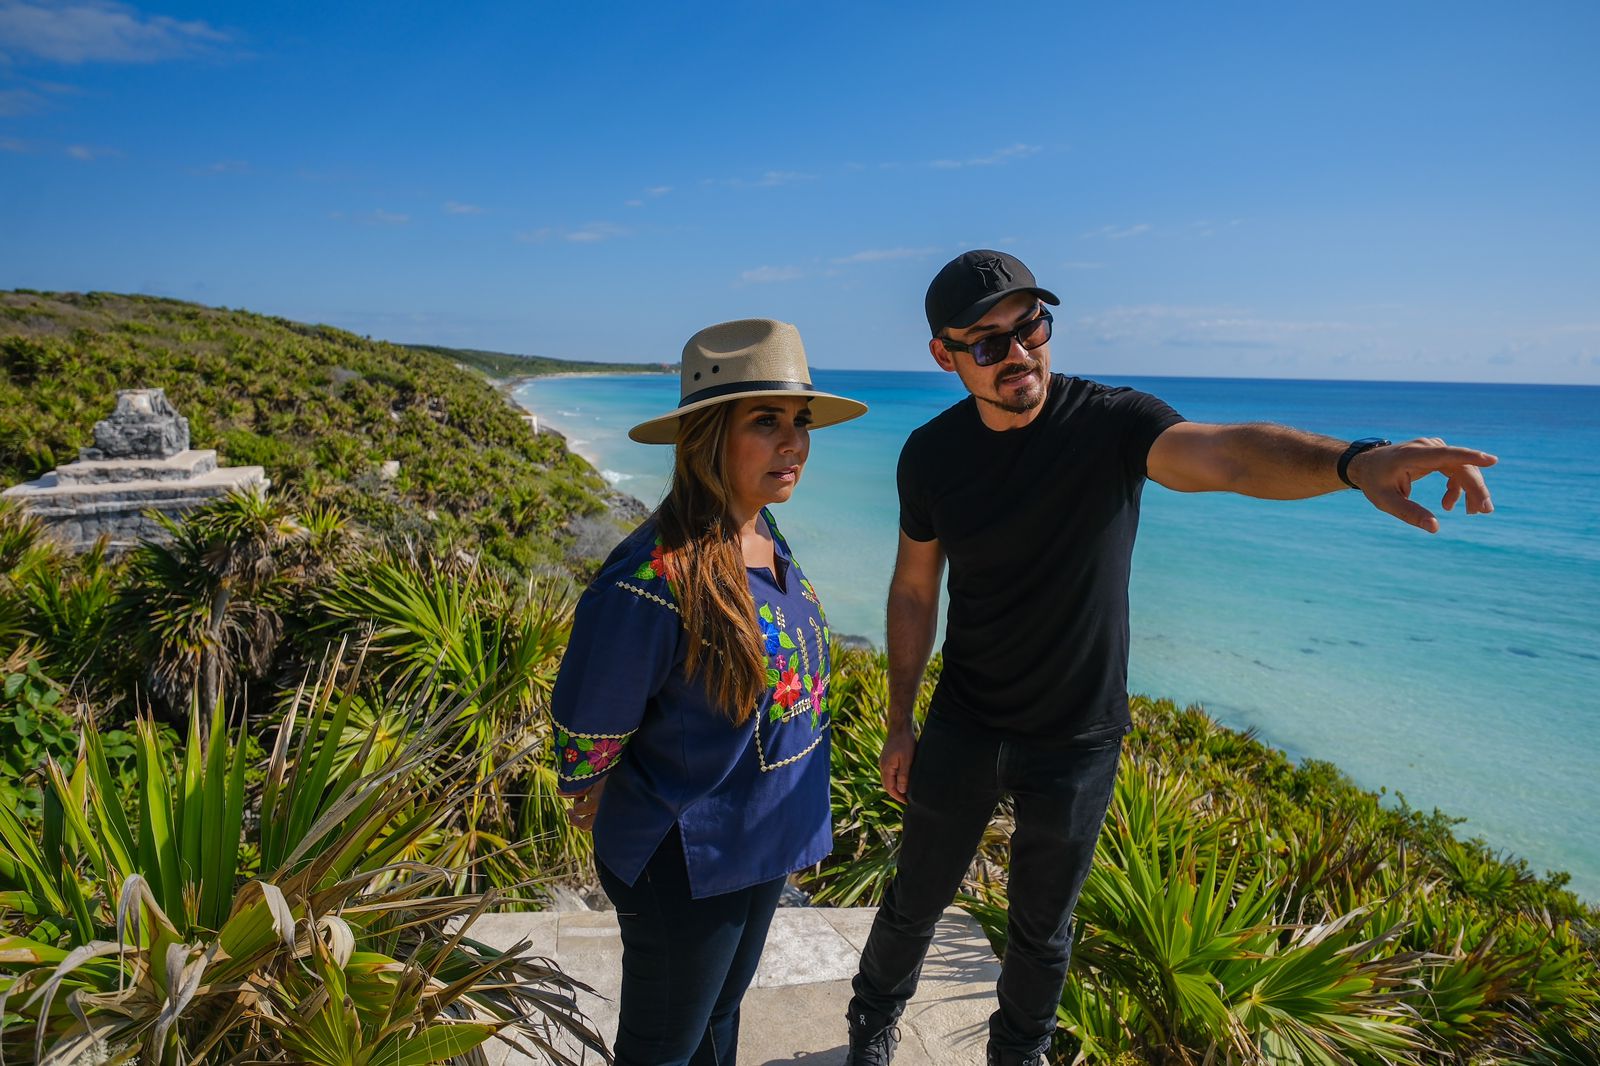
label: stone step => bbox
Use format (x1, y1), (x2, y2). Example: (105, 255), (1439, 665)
(467, 907), (999, 1065)
(55, 448), (219, 485)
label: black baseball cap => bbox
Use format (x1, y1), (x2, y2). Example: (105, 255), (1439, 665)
(924, 250), (1060, 336)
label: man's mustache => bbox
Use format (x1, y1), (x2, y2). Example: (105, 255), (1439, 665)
(997, 358), (1040, 382)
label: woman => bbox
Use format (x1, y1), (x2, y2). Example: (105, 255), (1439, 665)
(551, 318), (867, 1066)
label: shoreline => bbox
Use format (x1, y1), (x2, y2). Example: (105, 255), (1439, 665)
(493, 368), (675, 395)
(504, 377), (644, 493)
(504, 375), (655, 550)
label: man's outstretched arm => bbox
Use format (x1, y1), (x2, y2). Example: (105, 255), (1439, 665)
(1146, 422), (1497, 533)
(880, 531), (945, 803)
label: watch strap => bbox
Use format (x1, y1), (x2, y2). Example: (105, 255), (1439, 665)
(1337, 437), (1391, 489)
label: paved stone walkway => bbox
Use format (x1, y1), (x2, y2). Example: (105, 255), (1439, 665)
(470, 907), (1000, 1065)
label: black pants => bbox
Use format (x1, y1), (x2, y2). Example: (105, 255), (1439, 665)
(598, 826), (786, 1066)
(848, 713), (1122, 1060)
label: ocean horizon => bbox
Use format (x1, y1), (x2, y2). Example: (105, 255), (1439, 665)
(516, 369), (1600, 901)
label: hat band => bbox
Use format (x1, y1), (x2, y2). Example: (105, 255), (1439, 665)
(679, 378), (813, 408)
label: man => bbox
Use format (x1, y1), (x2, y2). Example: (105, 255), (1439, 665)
(844, 250), (1496, 1066)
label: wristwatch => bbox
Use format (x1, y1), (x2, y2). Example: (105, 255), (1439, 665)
(1337, 437), (1390, 489)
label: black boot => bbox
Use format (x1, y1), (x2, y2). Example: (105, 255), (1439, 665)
(846, 1008), (901, 1066)
(986, 1043), (1048, 1066)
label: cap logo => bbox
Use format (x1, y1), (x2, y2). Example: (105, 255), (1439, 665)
(972, 255), (1013, 289)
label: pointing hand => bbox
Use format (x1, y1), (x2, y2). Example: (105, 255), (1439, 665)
(1347, 437), (1497, 533)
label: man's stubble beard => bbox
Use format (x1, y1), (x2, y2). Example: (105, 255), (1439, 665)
(977, 362), (1047, 415)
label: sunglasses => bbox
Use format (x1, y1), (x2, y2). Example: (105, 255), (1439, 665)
(939, 310), (1053, 367)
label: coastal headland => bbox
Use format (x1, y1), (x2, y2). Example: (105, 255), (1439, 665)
(2, 290), (1596, 1061)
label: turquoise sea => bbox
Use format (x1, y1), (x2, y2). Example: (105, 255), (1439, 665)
(517, 371), (1600, 900)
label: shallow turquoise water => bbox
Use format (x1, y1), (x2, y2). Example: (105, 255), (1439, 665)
(518, 371), (1600, 899)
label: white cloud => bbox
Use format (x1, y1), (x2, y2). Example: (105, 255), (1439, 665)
(626, 185), (670, 205)
(565, 221), (628, 243)
(832, 246), (942, 264)
(0, 135), (28, 152)
(516, 221), (631, 243)
(363, 209), (409, 225)
(1189, 218), (1243, 238)
(190, 158), (247, 175)
(0, 0), (230, 64)
(739, 265), (804, 284)
(64, 142), (116, 160)
(443, 200), (481, 215)
(928, 143), (1042, 169)
(1077, 305), (1359, 349)
(0, 86), (43, 113)
(1080, 223), (1151, 240)
(755, 170), (810, 187)
(719, 169), (814, 189)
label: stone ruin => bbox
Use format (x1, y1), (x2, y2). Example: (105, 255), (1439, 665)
(1, 388), (268, 553)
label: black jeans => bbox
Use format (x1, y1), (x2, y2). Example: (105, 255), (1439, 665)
(597, 826), (786, 1066)
(849, 712), (1122, 1060)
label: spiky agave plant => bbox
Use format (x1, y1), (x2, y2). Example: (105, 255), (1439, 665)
(315, 555), (583, 887)
(0, 645), (607, 1065)
(967, 764), (1425, 1065)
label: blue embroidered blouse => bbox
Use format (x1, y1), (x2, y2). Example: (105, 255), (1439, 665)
(550, 510), (833, 899)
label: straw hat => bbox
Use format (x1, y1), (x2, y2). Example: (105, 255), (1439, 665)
(627, 319), (868, 444)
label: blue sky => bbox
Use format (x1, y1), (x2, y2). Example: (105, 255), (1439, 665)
(2, 1), (1597, 384)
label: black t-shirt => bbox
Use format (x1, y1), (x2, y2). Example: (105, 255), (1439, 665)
(897, 374), (1184, 740)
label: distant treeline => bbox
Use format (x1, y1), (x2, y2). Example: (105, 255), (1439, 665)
(404, 342), (676, 380)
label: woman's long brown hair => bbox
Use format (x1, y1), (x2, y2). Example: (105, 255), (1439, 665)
(654, 403), (766, 724)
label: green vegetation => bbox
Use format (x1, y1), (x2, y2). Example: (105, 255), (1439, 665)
(815, 650), (1600, 1062)
(404, 342), (674, 381)
(2, 292), (1596, 1061)
(0, 662), (603, 1063)
(1, 291), (626, 574)
(0, 494), (599, 1062)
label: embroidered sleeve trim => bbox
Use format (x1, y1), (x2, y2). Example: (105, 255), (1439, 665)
(613, 579), (679, 613)
(554, 722), (636, 783)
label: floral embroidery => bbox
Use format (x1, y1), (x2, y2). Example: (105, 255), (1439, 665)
(633, 536), (680, 585)
(650, 542), (679, 581)
(759, 614), (783, 655)
(753, 590), (832, 765)
(805, 670), (827, 728)
(589, 737), (624, 771)
(555, 725), (635, 783)
(799, 576), (826, 622)
(758, 602), (796, 653)
(770, 655), (802, 718)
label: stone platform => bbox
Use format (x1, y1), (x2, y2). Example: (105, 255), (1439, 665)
(3, 460), (267, 550)
(1, 389), (267, 552)
(469, 907), (1000, 1065)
